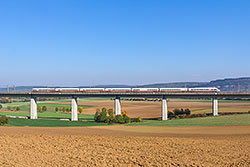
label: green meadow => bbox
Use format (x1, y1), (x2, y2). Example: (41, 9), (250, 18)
(129, 114), (250, 127)
(0, 99), (96, 112)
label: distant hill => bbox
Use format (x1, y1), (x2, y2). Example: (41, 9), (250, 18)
(207, 77), (250, 92)
(139, 82), (208, 88)
(140, 77), (250, 92)
(1, 77), (250, 92)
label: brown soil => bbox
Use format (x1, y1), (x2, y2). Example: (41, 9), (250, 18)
(0, 110), (28, 113)
(56, 99), (250, 118)
(0, 126), (249, 166)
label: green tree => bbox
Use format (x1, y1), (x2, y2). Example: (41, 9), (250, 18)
(7, 106), (12, 111)
(16, 106), (20, 111)
(114, 115), (124, 124)
(0, 104), (2, 109)
(55, 107), (58, 112)
(42, 106), (47, 112)
(99, 110), (107, 122)
(123, 115), (131, 123)
(102, 107), (107, 112)
(94, 110), (101, 122)
(37, 105), (42, 112)
(0, 116), (9, 125)
(78, 107), (83, 113)
(62, 107), (66, 112)
(66, 108), (70, 112)
(108, 109), (114, 117)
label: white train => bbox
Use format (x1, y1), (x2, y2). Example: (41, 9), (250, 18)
(32, 87), (220, 92)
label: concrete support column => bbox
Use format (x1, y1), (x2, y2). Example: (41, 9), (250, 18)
(212, 98), (218, 116)
(162, 97), (168, 120)
(30, 97), (37, 119)
(115, 97), (121, 115)
(71, 97), (78, 121)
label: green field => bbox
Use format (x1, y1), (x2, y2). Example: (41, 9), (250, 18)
(7, 118), (106, 127)
(1, 112), (249, 127)
(129, 114), (250, 127)
(0, 111), (106, 127)
(0, 111), (94, 120)
(0, 99), (95, 112)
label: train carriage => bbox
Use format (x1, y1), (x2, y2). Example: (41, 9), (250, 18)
(105, 88), (132, 92)
(32, 88), (56, 92)
(160, 88), (187, 92)
(188, 87), (220, 92)
(55, 88), (80, 92)
(80, 88), (105, 92)
(132, 88), (159, 92)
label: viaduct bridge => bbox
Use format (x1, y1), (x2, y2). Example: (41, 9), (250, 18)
(1, 92), (250, 121)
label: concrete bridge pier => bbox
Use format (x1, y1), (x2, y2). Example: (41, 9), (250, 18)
(71, 97), (78, 121)
(162, 96), (168, 120)
(212, 98), (218, 116)
(115, 96), (121, 115)
(30, 97), (37, 119)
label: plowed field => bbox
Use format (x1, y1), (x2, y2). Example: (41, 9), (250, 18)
(55, 99), (250, 118)
(0, 126), (249, 167)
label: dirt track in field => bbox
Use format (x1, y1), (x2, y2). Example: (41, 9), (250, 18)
(0, 126), (249, 167)
(55, 99), (250, 118)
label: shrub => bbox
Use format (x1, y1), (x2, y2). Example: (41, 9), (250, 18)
(42, 106), (47, 112)
(0, 116), (9, 125)
(173, 108), (191, 116)
(123, 115), (131, 123)
(178, 115), (184, 119)
(168, 112), (175, 119)
(37, 105), (42, 112)
(16, 106), (20, 111)
(99, 110), (108, 122)
(7, 106), (12, 111)
(114, 115), (124, 124)
(184, 109), (191, 115)
(133, 117), (142, 122)
(0, 104), (2, 109)
(102, 107), (107, 113)
(94, 110), (101, 122)
(0, 98), (12, 103)
(78, 107), (83, 113)
(108, 109), (114, 117)
(55, 107), (58, 112)
(122, 111), (128, 117)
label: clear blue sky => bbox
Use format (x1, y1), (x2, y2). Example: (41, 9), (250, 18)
(0, 0), (249, 86)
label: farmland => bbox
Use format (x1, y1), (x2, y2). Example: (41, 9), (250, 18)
(67, 98), (250, 118)
(0, 98), (250, 166)
(0, 125), (249, 166)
